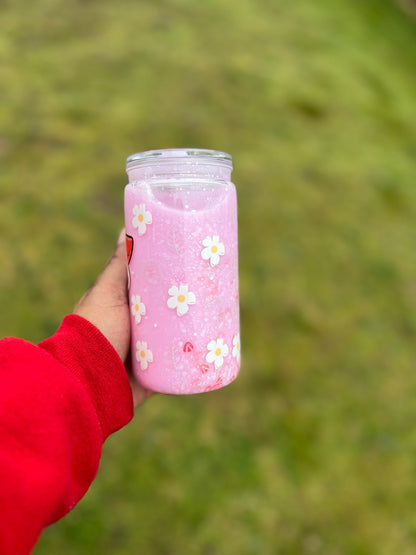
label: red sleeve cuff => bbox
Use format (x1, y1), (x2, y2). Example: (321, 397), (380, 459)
(39, 314), (134, 441)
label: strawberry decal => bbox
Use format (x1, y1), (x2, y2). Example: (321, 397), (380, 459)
(126, 234), (134, 264)
(126, 234), (134, 290)
(183, 342), (194, 353)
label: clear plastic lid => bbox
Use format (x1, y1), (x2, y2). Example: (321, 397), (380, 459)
(126, 148), (233, 169)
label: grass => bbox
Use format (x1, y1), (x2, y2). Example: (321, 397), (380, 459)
(1, 0), (416, 552)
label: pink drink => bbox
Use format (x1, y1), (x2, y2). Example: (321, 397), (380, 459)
(124, 149), (240, 394)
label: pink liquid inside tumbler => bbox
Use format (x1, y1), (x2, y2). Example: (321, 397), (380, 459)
(124, 148), (240, 394)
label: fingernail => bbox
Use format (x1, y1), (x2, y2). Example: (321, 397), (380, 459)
(117, 228), (126, 245)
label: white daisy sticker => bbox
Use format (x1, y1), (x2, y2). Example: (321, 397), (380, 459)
(132, 204), (152, 236)
(201, 235), (225, 267)
(206, 338), (229, 369)
(232, 333), (241, 364)
(136, 341), (153, 370)
(131, 294), (146, 324)
(167, 284), (196, 316)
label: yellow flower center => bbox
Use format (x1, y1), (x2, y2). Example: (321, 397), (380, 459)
(211, 245), (218, 254)
(177, 294), (186, 303)
(138, 214), (144, 222)
(215, 348), (222, 356)
(140, 350), (146, 358)
(135, 304), (139, 312)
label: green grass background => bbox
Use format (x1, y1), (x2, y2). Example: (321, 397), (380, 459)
(1, 0), (416, 552)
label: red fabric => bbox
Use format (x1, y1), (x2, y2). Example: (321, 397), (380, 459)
(0, 314), (134, 555)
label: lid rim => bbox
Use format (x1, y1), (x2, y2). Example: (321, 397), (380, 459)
(126, 148), (232, 167)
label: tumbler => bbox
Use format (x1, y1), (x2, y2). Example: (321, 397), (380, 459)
(124, 148), (240, 394)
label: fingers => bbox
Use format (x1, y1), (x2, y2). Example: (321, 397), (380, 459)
(125, 353), (155, 407)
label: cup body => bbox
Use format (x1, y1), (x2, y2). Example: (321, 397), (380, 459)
(124, 149), (240, 394)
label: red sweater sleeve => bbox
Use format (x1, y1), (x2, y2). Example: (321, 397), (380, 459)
(0, 314), (134, 555)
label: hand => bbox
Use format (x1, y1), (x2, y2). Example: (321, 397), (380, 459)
(74, 230), (153, 408)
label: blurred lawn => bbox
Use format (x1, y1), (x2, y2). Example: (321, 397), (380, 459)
(1, 0), (416, 553)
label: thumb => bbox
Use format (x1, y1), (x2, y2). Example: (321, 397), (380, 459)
(73, 229), (130, 361)
(96, 229), (128, 294)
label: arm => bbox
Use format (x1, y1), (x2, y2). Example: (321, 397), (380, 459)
(0, 316), (133, 554)
(0, 231), (148, 555)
